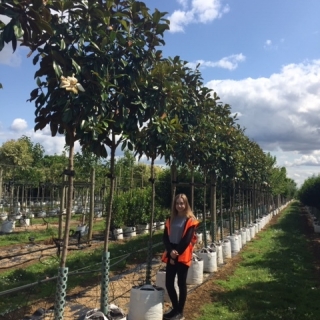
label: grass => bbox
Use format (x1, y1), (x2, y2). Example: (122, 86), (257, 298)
(0, 230), (164, 315)
(197, 202), (320, 320)
(0, 215), (107, 246)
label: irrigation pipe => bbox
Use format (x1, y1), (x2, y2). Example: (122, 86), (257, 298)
(0, 240), (164, 297)
(0, 245), (57, 261)
(0, 252), (130, 297)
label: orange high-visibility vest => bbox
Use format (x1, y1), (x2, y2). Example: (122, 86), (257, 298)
(161, 217), (199, 267)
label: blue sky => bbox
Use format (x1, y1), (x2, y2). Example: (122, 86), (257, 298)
(1, 0), (320, 187)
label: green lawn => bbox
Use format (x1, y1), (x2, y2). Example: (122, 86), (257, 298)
(197, 202), (320, 320)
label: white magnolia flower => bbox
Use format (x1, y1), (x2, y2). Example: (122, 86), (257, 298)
(60, 74), (85, 94)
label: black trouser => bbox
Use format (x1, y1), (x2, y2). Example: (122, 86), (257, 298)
(165, 260), (189, 314)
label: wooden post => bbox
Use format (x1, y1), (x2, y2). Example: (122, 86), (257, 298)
(88, 167), (95, 243)
(191, 168), (194, 211)
(59, 171), (66, 240)
(210, 172), (217, 242)
(0, 167), (3, 200)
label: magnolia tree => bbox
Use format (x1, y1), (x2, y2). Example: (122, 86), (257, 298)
(1, 0), (170, 316)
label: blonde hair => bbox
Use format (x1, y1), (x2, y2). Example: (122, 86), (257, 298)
(171, 193), (195, 221)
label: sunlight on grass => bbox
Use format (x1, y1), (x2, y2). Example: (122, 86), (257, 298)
(196, 203), (320, 320)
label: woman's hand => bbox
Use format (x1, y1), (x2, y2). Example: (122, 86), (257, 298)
(170, 250), (179, 259)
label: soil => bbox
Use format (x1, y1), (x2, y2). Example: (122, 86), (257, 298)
(1, 203), (320, 320)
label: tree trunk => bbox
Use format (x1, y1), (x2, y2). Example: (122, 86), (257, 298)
(59, 170), (66, 240)
(0, 167), (3, 200)
(191, 168), (194, 211)
(146, 157), (155, 284)
(104, 132), (116, 252)
(88, 167), (95, 243)
(210, 172), (217, 242)
(60, 135), (75, 268)
(170, 162), (177, 212)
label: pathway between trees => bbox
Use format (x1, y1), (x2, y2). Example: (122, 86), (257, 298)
(183, 202), (320, 320)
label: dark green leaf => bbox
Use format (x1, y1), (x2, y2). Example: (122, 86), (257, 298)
(32, 0), (43, 10)
(37, 19), (54, 36)
(13, 24), (24, 39)
(156, 23), (169, 36)
(127, 141), (133, 151)
(52, 61), (62, 78)
(11, 34), (17, 52)
(109, 31), (116, 42)
(153, 10), (161, 23)
(50, 122), (58, 137)
(33, 53), (40, 65)
(72, 59), (81, 74)
(60, 39), (66, 50)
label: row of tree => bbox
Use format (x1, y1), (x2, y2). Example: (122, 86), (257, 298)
(0, 0), (297, 315)
(297, 175), (320, 210)
(0, 136), (296, 204)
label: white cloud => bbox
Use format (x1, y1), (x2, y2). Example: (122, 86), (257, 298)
(265, 39), (272, 47)
(285, 151), (320, 167)
(188, 53), (246, 70)
(263, 39), (281, 50)
(0, 15), (23, 67)
(169, 0), (230, 32)
(10, 118), (28, 132)
(0, 43), (22, 67)
(206, 59), (320, 160)
(177, 0), (188, 9)
(0, 123), (81, 156)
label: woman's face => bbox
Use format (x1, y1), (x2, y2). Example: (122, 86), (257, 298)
(175, 197), (186, 214)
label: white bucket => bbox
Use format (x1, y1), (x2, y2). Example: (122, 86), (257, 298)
(196, 232), (203, 244)
(155, 270), (178, 302)
(95, 211), (102, 218)
(137, 224), (150, 235)
(237, 232), (242, 250)
(257, 219), (261, 232)
(222, 239), (232, 259)
(113, 228), (123, 240)
(124, 226), (136, 238)
(9, 214), (21, 220)
(314, 224), (320, 233)
(156, 221), (165, 230)
(250, 225), (256, 239)
(20, 218), (30, 226)
(37, 211), (46, 218)
(1, 220), (15, 233)
(229, 234), (240, 253)
(205, 230), (211, 242)
(48, 209), (57, 217)
(241, 228), (247, 246)
(13, 207), (20, 214)
(85, 304), (126, 320)
(246, 227), (251, 242)
(127, 284), (164, 320)
(197, 248), (217, 272)
(76, 224), (88, 236)
(0, 214), (8, 221)
(186, 254), (203, 285)
(213, 243), (223, 265)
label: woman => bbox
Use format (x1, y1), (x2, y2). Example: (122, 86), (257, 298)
(162, 194), (199, 320)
